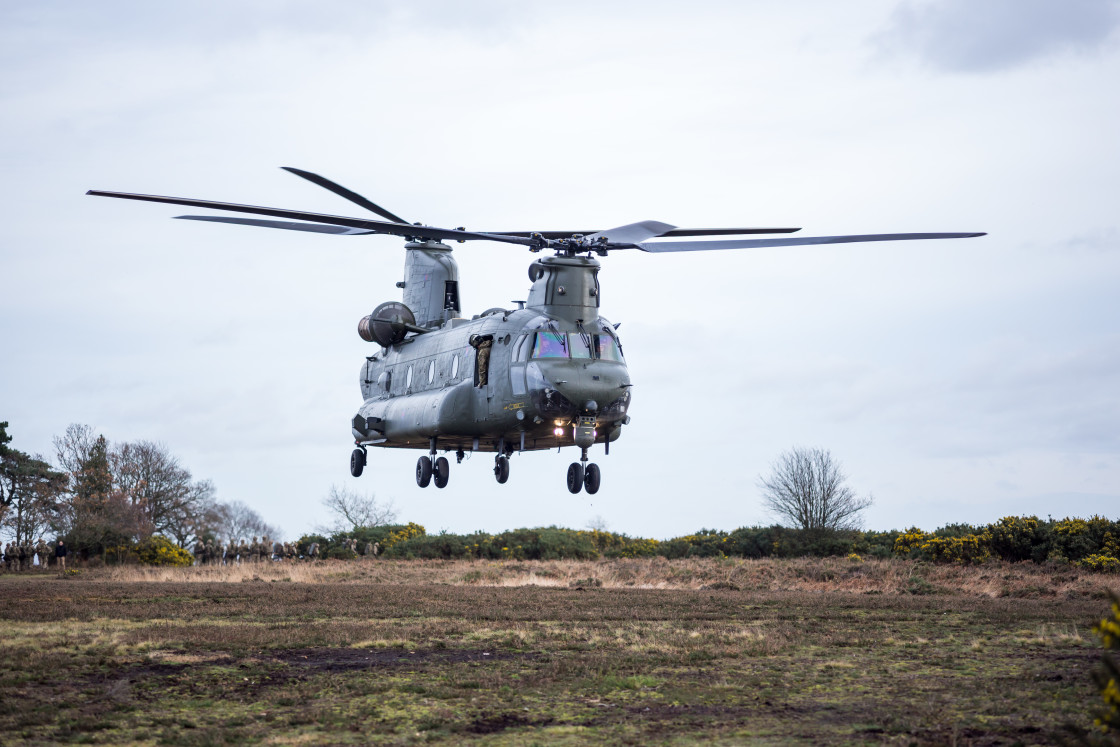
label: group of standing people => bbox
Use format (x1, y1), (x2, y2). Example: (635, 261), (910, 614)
(192, 536), (381, 565)
(193, 535), (294, 565)
(2, 539), (66, 571)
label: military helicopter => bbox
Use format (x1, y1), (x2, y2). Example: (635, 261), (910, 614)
(88, 168), (984, 494)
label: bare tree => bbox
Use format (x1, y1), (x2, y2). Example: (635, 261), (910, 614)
(318, 485), (397, 533)
(758, 447), (872, 532)
(52, 424), (223, 549)
(211, 500), (281, 544)
(111, 440), (205, 541)
(585, 515), (610, 532)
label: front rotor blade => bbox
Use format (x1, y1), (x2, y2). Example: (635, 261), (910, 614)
(281, 167), (410, 224)
(637, 232), (987, 252)
(177, 216), (376, 235)
(589, 220), (677, 244)
(86, 190), (535, 247)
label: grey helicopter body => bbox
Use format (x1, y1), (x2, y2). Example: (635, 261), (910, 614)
(88, 167), (984, 494)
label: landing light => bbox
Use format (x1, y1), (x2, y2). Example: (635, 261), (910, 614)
(553, 427), (565, 437)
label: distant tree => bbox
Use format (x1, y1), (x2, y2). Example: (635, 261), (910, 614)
(210, 500), (281, 544)
(0, 422), (67, 545)
(317, 485), (397, 534)
(585, 515), (610, 532)
(758, 447), (872, 533)
(52, 423), (224, 552)
(59, 432), (142, 556)
(111, 440), (210, 541)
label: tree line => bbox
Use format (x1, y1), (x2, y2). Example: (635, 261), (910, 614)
(0, 422), (276, 561)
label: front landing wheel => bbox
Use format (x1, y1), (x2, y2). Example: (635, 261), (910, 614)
(416, 456), (432, 488)
(350, 449), (366, 478)
(584, 463), (601, 494)
(566, 462), (584, 494)
(433, 456), (450, 489)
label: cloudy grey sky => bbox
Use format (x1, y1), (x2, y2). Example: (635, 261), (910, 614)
(2, 0), (1118, 540)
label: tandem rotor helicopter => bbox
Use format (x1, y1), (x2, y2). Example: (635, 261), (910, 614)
(89, 168), (984, 495)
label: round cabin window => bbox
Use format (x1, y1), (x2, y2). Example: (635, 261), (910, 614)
(427, 360), (435, 384)
(405, 365), (413, 390)
(452, 354), (460, 379)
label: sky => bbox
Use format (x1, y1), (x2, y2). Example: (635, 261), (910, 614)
(2, 0), (1118, 541)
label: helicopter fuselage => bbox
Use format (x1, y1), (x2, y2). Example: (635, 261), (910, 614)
(351, 307), (631, 455)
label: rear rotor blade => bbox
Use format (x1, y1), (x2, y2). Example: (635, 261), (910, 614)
(177, 215), (376, 235)
(281, 166), (410, 224)
(493, 227), (800, 239)
(637, 232), (986, 252)
(589, 220), (676, 244)
(86, 190), (535, 247)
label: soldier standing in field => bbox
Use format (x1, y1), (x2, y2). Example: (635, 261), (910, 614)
(36, 539), (50, 568)
(55, 539), (68, 571)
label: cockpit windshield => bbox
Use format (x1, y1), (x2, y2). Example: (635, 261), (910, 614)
(530, 331), (624, 362)
(532, 331), (568, 358)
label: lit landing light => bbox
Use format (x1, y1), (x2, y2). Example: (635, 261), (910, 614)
(553, 427), (565, 436)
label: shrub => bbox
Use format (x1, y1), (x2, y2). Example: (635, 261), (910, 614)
(919, 535), (991, 564)
(1091, 592), (1120, 736)
(1079, 555), (1120, 574)
(893, 528), (929, 557)
(985, 515), (1047, 563)
(1054, 517), (1120, 563)
(135, 535), (193, 567)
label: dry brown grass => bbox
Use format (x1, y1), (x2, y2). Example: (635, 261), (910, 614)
(87, 555), (1119, 598)
(1, 563), (1114, 745)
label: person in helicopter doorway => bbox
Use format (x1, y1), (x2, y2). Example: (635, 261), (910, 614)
(469, 334), (494, 387)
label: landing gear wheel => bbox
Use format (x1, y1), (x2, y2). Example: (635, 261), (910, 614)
(566, 462), (584, 494)
(416, 456), (432, 488)
(584, 463), (601, 494)
(350, 449), (366, 478)
(494, 455), (510, 484)
(433, 456), (450, 488)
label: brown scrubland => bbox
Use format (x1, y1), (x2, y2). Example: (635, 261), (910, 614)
(1, 558), (1117, 745)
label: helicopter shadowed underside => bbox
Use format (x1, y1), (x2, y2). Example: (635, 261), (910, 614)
(88, 168), (985, 494)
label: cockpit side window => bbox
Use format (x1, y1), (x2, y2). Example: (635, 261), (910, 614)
(532, 331), (568, 358)
(513, 333), (532, 362)
(595, 334), (624, 362)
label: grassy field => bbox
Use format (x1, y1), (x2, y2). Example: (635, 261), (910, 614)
(1, 558), (1116, 745)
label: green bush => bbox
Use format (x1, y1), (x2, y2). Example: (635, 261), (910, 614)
(1091, 592), (1120, 736)
(985, 515), (1047, 562)
(135, 535), (193, 567)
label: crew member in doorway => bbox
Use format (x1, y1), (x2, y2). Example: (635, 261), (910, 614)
(470, 334), (494, 387)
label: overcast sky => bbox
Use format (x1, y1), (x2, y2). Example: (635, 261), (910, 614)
(2, 0), (1118, 540)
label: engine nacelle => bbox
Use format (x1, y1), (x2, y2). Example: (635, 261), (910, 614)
(358, 301), (416, 347)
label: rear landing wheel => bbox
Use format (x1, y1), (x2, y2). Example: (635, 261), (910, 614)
(566, 462), (584, 494)
(416, 456), (432, 488)
(433, 456), (450, 489)
(494, 455), (510, 484)
(350, 449), (366, 478)
(584, 463), (600, 494)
